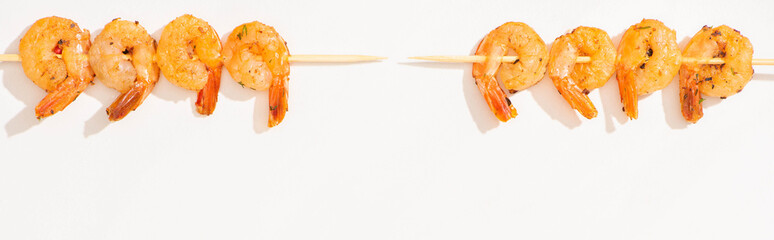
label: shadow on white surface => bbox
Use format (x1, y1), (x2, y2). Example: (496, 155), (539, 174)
(751, 73), (774, 81)
(529, 77), (583, 129)
(148, 27), (199, 116)
(398, 60), (500, 133)
(528, 40), (582, 129)
(219, 68), (271, 134)
(82, 81), (114, 137)
(2, 25), (42, 137)
(599, 76), (628, 132)
(662, 74), (688, 129)
(253, 94), (270, 133)
(600, 30), (630, 132)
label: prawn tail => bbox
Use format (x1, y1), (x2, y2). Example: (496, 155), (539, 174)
(195, 67), (221, 116)
(35, 77), (90, 119)
(617, 73), (638, 119)
(106, 81), (153, 121)
(680, 72), (703, 123)
(556, 78), (597, 119)
(475, 75), (518, 122)
(268, 76), (289, 128)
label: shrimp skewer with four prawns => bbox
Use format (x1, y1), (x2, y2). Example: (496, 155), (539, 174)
(5, 15), (383, 127)
(413, 19), (768, 124)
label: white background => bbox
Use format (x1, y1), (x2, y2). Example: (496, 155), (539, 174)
(1, 0), (773, 239)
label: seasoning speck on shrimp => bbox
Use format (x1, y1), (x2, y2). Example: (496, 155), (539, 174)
(89, 18), (159, 121)
(223, 21), (290, 127)
(157, 14), (223, 115)
(616, 19), (681, 119)
(473, 22), (548, 122)
(547, 26), (615, 119)
(19, 16), (94, 119)
(680, 25), (753, 123)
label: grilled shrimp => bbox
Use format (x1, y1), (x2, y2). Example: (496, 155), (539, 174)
(680, 25), (753, 123)
(547, 26), (615, 119)
(89, 18), (159, 121)
(223, 21), (290, 127)
(616, 19), (681, 119)
(19, 16), (94, 119)
(157, 14), (223, 115)
(473, 22), (548, 122)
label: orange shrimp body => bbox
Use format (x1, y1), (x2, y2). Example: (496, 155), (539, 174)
(89, 19), (159, 121)
(547, 26), (615, 119)
(473, 22), (548, 122)
(157, 14), (223, 115)
(19, 16), (94, 119)
(616, 19), (681, 119)
(223, 21), (290, 127)
(680, 25), (753, 123)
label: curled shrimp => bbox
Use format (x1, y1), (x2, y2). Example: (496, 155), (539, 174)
(223, 21), (290, 127)
(616, 19), (681, 119)
(19, 16), (94, 119)
(547, 26), (615, 119)
(89, 18), (159, 121)
(473, 22), (548, 122)
(680, 25), (753, 123)
(157, 14), (223, 115)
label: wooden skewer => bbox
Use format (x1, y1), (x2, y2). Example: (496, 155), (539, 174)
(410, 55), (774, 65)
(286, 55), (387, 63)
(0, 54), (20, 61)
(0, 54), (387, 63)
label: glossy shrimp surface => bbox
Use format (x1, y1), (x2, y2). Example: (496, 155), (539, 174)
(616, 19), (681, 119)
(19, 16), (94, 119)
(157, 14), (223, 115)
(547, 26), (615, 119)
(223, 21), (290, 127)
(680, 25), (753, 123)
(473, 22), (548, 122)
(89, 19), (159, 121)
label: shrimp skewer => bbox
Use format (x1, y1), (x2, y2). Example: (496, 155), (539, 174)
(89, 18), (159, 121)
(223, 21), (291, 127)
(19, 16), (94, 119)
(157, 14), (223, 115)
(472, 22), (548, 122)
(410, 56), (774, 65)
(2, 54), (385, 63)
